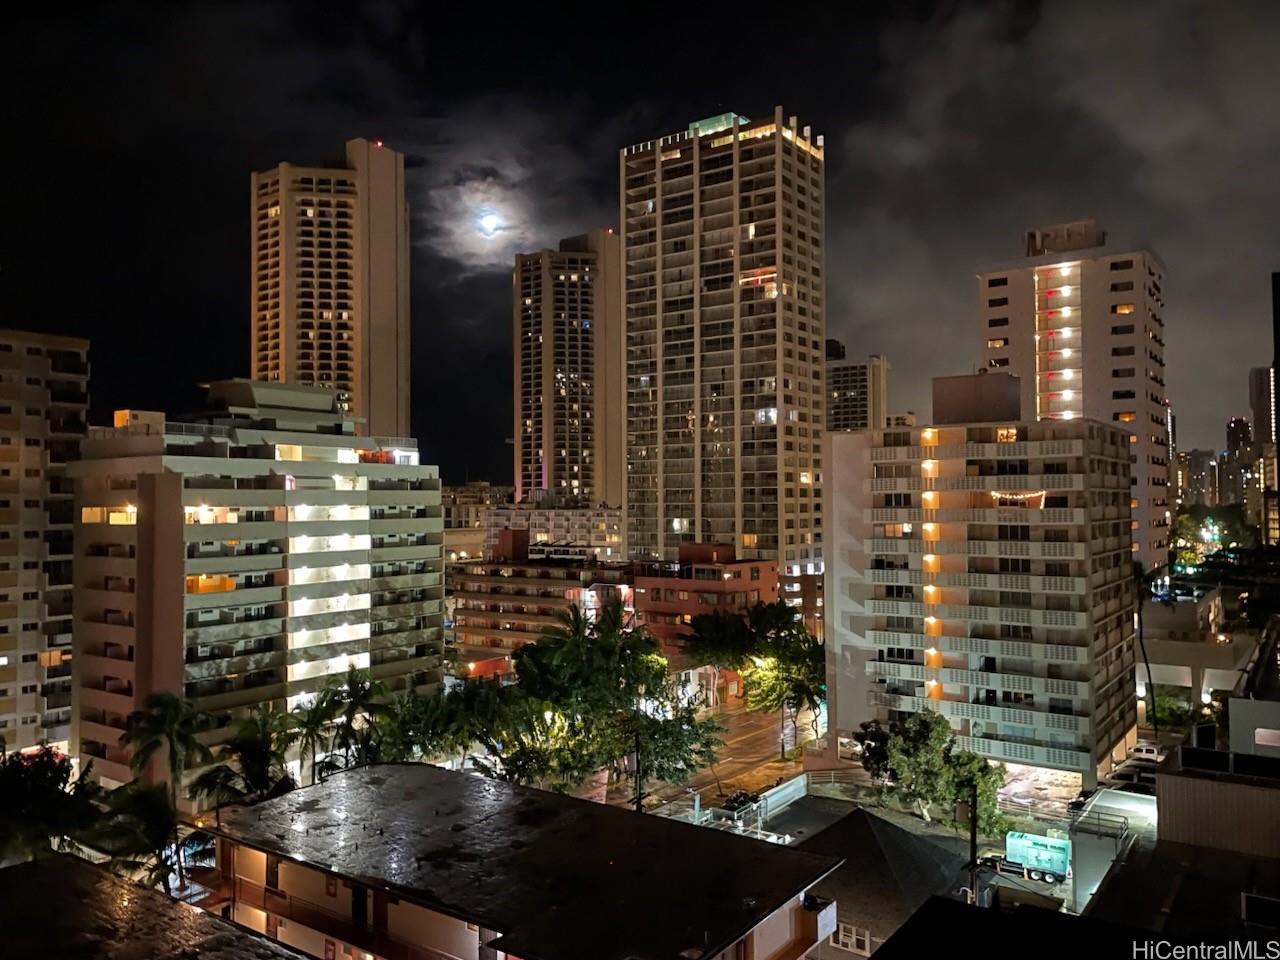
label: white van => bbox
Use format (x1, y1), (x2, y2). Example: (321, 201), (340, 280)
(1129, 742), (1164, 762)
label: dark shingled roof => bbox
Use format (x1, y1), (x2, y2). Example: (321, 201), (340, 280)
(211, 763), (842, 960)
(0, 855), (306, 960)
(797, 805), (969, 939)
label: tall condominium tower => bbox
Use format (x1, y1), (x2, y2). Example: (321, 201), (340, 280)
(621, 107), (826, 583)
(71, 381), (443, 793)
(825, 374), (1137, 785)
(512, 230), (623, 507)
(978, 220), (1170, 570)
(250, 139), (411, 439)
(1250, 366), (1275, 446)
(0, 330), (88, 752)
(827, 348), (889, 433)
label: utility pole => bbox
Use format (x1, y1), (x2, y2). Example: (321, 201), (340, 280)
(967, 778), (979, 905)
(633, 727), (644, 813)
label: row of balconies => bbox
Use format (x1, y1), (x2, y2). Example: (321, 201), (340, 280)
(868, 439), (1084, 462)
(864, 507), (1087, 524)
(865, 659), (1090, 700)
(864, 597), (1088, 628)
(864, 568), (1086, 594)
(869, 690), (1092, 734)
(860, 627), (1088, 664)
(868, 474), (1085, 493)
(866, 538), (1087, 560)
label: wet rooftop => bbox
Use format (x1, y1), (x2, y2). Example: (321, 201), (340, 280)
(213, 763), (842, 960)
(0, 855), (305, 960)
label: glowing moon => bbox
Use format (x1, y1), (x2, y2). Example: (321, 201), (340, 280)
(478, 212), (501, 237)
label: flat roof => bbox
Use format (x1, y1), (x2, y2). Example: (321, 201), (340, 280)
(211, 763), (841, 960)
(877, 896), (1158, 958)
(0, 855), (305, 960)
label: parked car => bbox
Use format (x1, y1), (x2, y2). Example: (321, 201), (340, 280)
(1129, 742), (1165, 762)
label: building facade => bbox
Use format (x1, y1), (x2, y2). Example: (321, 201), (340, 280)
(513, 230), (623, 507)
(825, 404), (1137, 783)
(481, 500), (623, 562)
(442, 481), (513, 563)
(450, 530), (630, 677)
(0, 330), (88, 752)
(827, 349), (889, 433)
(250, 139), (411, 438)
(70, 381), (443, 791)
(1176, 449), (1220, 508)
(978, 219), (1170, 570)
(621, 108), (826, 585)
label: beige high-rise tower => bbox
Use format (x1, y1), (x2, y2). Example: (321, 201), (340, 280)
(251, 138), (411, 439)
(978, 220), (1170, 570)
(621, 108), (826, 593)
(512, 229), (623, 507)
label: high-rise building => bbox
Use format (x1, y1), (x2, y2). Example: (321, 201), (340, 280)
(621, 108), (826, 588)
(824, 375), (1137, 784)
(250, 139), (411, 439)
(1177, 449), (1220, 507)
(827, 348), (889, 433)
(978, 219), (1170, 570)
(71, 381), (443, 792)
(1220, 416), (1255, 506)
(1250, 367), (1274, 446)
(0, 330), (88, 752)
(513, 230), (623, 506)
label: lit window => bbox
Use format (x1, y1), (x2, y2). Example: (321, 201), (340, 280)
(1115, 412), (1137, 423)
(996, 427), (1017, 443)
(987, 338), (1009, 349)
(1113, 303), (1136, 315)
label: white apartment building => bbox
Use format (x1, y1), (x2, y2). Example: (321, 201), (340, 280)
(251, 139), (411, 438)
(0, 330), (88, 752)
(481, 501), (623, 562)
(825, 387), (1137, 783)
(70, 380), (443, 790)
(827, 350), (888, 434)
(979, 220), (1169, 570)
(621, 108), (826, 580)
(513, 230), (624, 507)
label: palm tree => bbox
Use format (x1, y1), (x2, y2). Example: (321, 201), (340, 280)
(119, 692), (213, 885)
(291, 689), (338, 785)
(119, 692), (214, 808)
(1133, 561), (1160, 742)
(94, 780), (180, 896)
(328, 666), (388, 768)
(189, 703), (297, 820)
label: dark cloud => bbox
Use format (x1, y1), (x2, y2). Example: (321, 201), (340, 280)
(1, 0), (1276, 486)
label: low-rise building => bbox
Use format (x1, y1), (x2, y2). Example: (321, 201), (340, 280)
(450, 529), (630, 677)
(633, 543), (778, 647)
(825, 373), (1137, 785)
(70, 381), (445, 791)
(0, 855), (306, 960)
(442, 481), (512, 563)
(199, 763), (842, 960)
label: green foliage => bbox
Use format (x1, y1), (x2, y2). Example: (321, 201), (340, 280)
(885, 710), (954, 821)
(1151, 684), (1196, 731)
(853, 720), (894, 783)
(94, 780), (181, 894)
(189, 703), (297, 810)
(290, 688), (339, 786)
(947, 749), (1012, 836)
(686, 599), (827, 745)
(0, 746), (104, 862)
(119, 692), (215, 806)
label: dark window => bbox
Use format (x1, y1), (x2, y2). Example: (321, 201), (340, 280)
(1110, 281), (1134, 292)
(988, 317), (1009, 328)
(1112, 346), (1135, 356)
(1113, 390), (1136, 399)
(1111, 324), (1135, 335)
(988, 277), (1008, 287)
(1110, 259), (1134, 271)
(988, 297), (1009, 307)
(989, 357), (1009, 368)
(1113, 368), (1136, 378)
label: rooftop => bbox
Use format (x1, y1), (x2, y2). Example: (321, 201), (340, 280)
(877, 896), (1159, 959)
(1086, 840), (1280, 937)
(0, 855), (305, 960)
(797, 805), (969, 935)
(211, 763), (841, 960)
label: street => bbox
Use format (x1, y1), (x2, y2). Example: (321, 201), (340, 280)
(608, 700), (818, 808)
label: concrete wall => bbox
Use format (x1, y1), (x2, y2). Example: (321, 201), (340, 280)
(1229, 698), (1280, 759)
(387, 899), (479, 960)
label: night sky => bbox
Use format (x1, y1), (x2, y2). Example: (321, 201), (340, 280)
(4, 2), (1278, 482)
